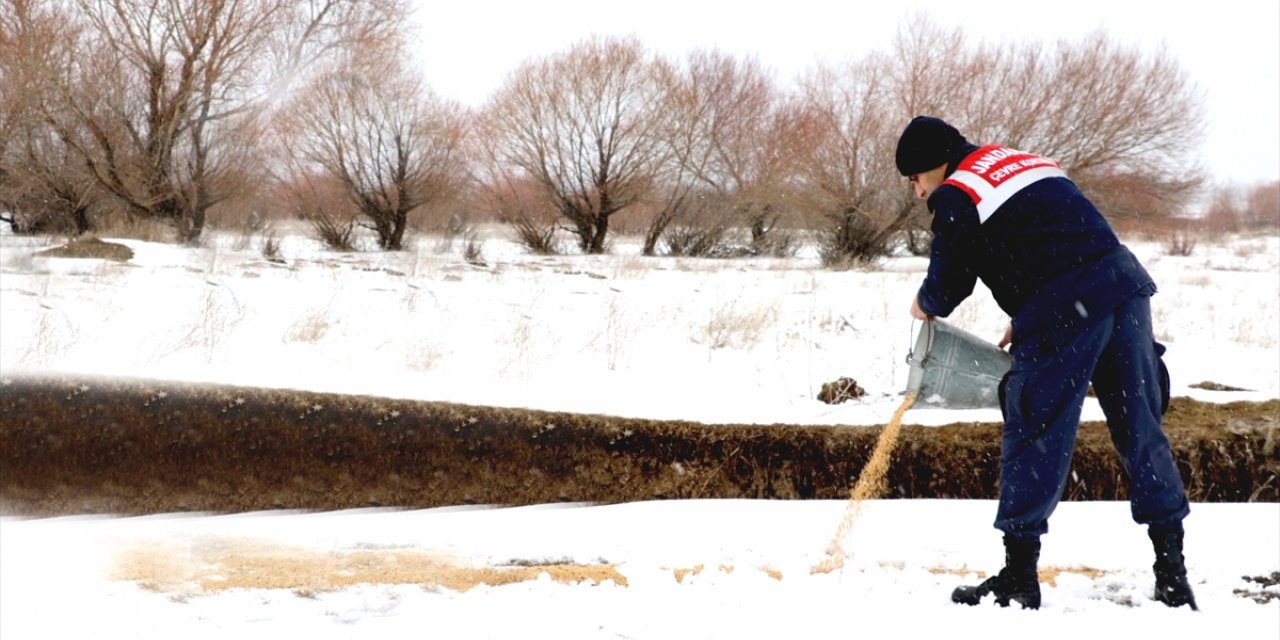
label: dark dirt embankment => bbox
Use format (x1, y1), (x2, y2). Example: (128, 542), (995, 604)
(1, 375), (1276, 516)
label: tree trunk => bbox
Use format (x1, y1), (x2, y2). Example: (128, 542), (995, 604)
(588, 192), (613, 254)
(72, 207), (92, 236)
(589, 213), (610, 254)
(184, 206), (206, 244)
(388, 209), (407, 251)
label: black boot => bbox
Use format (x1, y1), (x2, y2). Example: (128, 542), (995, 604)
(1150, 527), (1198, 610)
(952, 536), (1041, 609)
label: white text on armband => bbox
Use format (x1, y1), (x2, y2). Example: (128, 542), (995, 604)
(969, 147), (1023, 175)
(989, 157), (1057, 182)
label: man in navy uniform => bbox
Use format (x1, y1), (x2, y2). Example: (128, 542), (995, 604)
(897, 116), (1196, 610)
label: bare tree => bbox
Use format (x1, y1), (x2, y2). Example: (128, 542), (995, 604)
(16, 0), (410, 243)
(889, 14), (981, 120)
(640, 56), (702, 256)
(0, 1), (19, 202)
(655, 190), (734, 257)
(1203, 184), (1245, 233)
(0, 124), (100, 235)
(21, 0), (280, 241)
(781, 16), (990, 264)
(792, 56), (914, 264)
(655, 49), (792, 255)
(971, 33), (1205, 221)
(1205, 180), (1280, 233)
(1245, 181), (1280, 230)
(468, 169), (565, 254)
(468, 104), (563, 254)
(890, 16), (1206, 224)
(275, 53), (467, 251)
(0, 0), (100, 234)
(270, 0), (409, 85)
(480, 36), (670, 254)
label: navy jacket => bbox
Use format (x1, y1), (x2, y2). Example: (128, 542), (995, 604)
(916, 149), (1154, 359)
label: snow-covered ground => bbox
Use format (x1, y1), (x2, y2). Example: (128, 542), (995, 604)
(3, 501), (1277, 639)
(1, 227), (1277, 638)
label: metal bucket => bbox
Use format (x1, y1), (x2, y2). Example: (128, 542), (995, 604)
(905, 319), (1011, 409)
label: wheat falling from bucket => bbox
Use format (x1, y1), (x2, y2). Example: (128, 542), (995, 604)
(811, 391), (917, 575)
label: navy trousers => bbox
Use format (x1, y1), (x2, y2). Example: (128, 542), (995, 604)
(995, 293), (1190, 540)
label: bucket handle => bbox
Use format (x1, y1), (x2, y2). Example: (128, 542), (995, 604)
(905, 318), (935, 367)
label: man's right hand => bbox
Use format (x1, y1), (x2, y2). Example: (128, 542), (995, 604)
(998, 323), (1012, 350)
(910, 296), (932, 321)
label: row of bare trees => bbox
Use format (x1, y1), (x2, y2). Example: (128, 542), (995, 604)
(2, 6), (1220, 260)
(1203, 181), (1280, 232)
(475, 18), (1211, 260)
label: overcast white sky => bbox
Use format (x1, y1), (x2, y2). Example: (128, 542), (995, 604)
(409, 0), (1280, 186)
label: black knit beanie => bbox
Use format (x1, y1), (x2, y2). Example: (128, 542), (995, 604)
(895, 116), (970, 176)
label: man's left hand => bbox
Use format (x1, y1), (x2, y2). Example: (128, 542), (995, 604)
(998, 323), (1012, 350)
